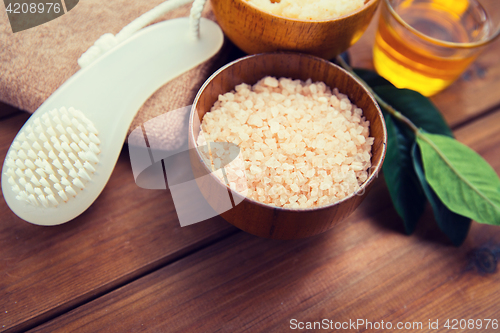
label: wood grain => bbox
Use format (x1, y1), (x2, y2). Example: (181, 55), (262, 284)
(0, 102), (20, 120)
(30, 109), (500, 333)
(210, 0), (380, 60)
(0, 113), (236, 333)
(0, 7), (499, 332)
(190, 53), (387, 239)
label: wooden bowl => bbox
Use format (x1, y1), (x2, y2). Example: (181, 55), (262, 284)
(210, 0), (380, 60)
(189, 53), (387, 239)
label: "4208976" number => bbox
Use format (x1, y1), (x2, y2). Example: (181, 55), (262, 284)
(5, 2), (61, 14)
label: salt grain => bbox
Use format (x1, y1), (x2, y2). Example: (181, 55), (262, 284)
(197, 76), (374, 209)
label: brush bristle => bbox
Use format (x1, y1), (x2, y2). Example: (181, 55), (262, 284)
(4, 107), (100, 208)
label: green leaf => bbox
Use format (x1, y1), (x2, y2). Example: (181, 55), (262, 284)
(383, 114), (426, 234)
(412, 143), (471, 246)
(374, 86), (454, 138)
(417, 132), (500, 225)
(339, 52), (351, 66)
(354, 68), (394, 88)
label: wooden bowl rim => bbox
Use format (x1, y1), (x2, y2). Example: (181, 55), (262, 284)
(190, 52), (387, 213)
(231, 0), (380, 23)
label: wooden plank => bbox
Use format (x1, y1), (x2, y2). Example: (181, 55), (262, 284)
(0, 102), (20, 120)
(31, 110), (500, 332)
(0, 113), (236, 333)
(349, 8), (500, 128)
(1, 8), (499, 332)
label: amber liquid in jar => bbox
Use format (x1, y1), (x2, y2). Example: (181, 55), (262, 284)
(373, 0), (491, 96)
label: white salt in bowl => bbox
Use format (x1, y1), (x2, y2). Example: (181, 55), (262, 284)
(210, 0), (380, 60)
(189, 53), (387, 239)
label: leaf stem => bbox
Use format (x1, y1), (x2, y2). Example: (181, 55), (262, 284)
(336, 55), (419, 134)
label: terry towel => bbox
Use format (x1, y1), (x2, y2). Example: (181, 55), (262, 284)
(0, 0), (236, 134)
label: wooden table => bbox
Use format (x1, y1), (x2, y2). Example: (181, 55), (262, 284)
(1, 14), (500, 333)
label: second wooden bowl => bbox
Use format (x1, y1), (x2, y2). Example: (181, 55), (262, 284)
(189, 53), (387, 239)
(210, 0), (380, 60)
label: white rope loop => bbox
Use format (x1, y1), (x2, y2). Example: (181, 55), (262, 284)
(78, 0), (207, 68)
(189, 0), (207, 40)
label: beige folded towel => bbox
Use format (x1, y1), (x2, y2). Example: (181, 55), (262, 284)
(0, 0), (237, 134)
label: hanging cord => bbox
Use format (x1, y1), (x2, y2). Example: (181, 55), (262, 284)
(78, 0), (208, 68)
(189, 0), (206, 39)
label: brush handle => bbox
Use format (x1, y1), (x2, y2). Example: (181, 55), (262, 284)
(78, 0), (208, 68)
(2, 18), (223, 225)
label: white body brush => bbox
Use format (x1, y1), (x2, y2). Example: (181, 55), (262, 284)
(1, 0), (223, 225)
